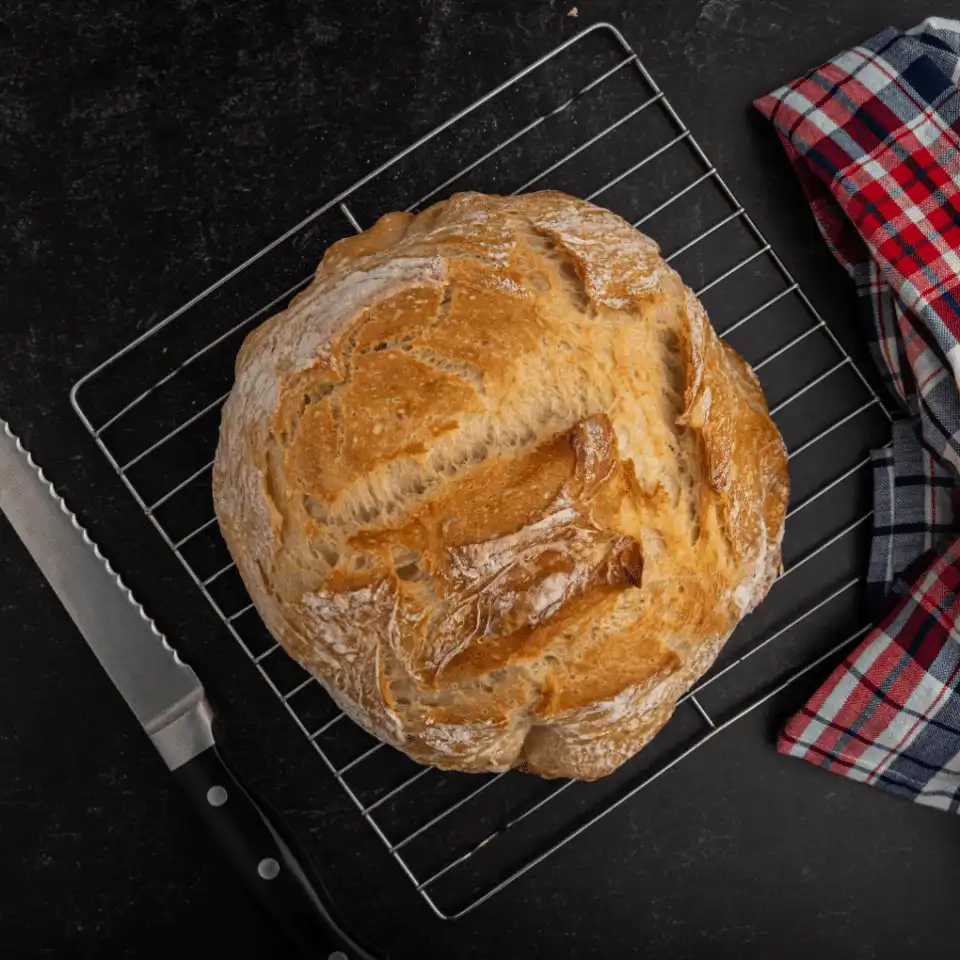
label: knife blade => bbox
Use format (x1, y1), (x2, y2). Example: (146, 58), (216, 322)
(0, 419), (380, 960)
(0, 420), (208, 763)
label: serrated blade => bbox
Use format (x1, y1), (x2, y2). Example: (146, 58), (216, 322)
(0, 420), (204, 744)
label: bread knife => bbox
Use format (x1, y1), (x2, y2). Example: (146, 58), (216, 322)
(0, 420), (380, 960)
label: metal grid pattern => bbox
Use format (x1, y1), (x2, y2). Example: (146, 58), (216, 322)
(71, 23), (892, 920)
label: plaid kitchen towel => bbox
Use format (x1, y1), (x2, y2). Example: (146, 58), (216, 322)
(869, 419), (958, 614)
(756, 17), (960, 807)
(778, 537), (960, 810)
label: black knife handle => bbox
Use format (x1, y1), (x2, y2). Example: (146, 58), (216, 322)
(173, 744), (381, 960)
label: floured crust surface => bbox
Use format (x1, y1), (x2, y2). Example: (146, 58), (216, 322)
(213, 191), (788, 780)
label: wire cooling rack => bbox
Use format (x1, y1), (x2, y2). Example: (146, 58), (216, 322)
(71, 22), (892, 920)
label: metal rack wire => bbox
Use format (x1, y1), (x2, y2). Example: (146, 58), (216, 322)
(71, 22), (892, 920)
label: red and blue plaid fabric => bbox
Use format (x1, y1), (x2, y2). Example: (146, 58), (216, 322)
(779, 538), (960, 809)
(756, 17), (960, 808)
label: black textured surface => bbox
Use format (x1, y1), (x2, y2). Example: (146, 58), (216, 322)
(3, 2), (960, 958)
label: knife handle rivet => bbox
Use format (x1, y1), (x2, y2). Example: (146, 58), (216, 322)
(206, 786), (228, 807)
(258, 857), (281, 880)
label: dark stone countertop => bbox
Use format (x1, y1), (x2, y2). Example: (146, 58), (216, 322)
(3, 2), (959, 958)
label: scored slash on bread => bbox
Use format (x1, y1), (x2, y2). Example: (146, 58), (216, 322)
(213, 191), (788, 781)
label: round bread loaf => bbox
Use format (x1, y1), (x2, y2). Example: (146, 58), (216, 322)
(213, 191), (788, 780)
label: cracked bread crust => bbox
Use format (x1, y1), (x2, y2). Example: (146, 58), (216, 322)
(213, 191), (788, 780)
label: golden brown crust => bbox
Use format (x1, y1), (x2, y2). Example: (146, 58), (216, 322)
(213, 191), (788, 780)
